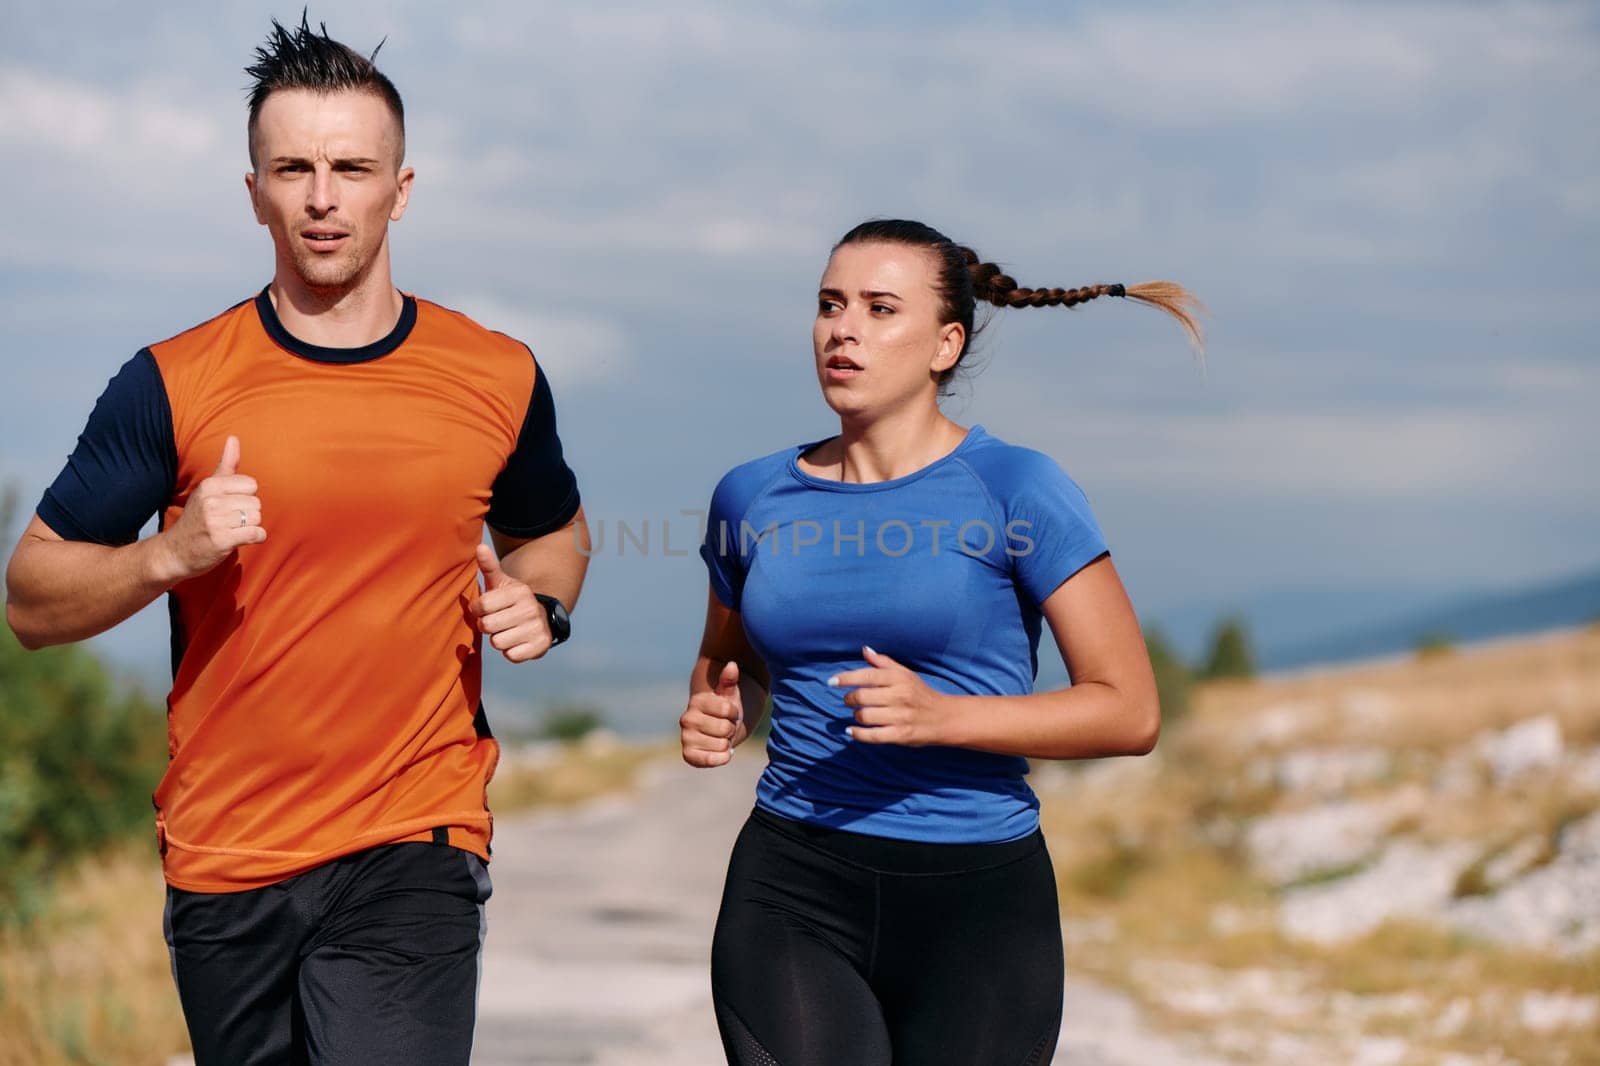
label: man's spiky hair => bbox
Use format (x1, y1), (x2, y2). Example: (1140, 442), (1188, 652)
(244, 11), (405, 168)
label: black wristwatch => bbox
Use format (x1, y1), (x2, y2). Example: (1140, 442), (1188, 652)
(533, 593), (571, 647)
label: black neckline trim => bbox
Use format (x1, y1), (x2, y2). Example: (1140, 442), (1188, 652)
(254, 286), (417, 364)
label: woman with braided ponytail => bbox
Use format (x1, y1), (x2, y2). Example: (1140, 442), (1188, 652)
(681, 219), (1202, 1065)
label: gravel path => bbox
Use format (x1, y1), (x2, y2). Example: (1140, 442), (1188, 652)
(472, 755), (1223, 1065)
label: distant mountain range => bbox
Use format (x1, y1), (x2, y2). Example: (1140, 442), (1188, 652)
(1262, 567), (1600, 670)
(1152, 566), (1600, 674)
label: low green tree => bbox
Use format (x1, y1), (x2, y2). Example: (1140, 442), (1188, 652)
(0, 627), (168, 921)
(1414, 631), (1456, 659)
(1199, 614), (1256, 680)
(1143, 624), (1193, 723)
(538, 702), (605, 743)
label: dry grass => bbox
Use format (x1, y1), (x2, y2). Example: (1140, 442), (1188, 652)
(1183, 627), (1600, 756)
(487, 736), (671, 812)
(2, 738), (669, 1066)
(1040, 627), (1600, 1065)
(0, 847), (188, 1066)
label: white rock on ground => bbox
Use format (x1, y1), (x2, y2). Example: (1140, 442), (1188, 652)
(1350, 1035), (1410, 1066)
(1337, 689), (1395, 730)
(1475, 715), (1563, 784)
(1279, 839), (1479, 944)
(1273, 747), (1394, 796)
(1244, 699), (1319, 745)
(1133, 960), (1317, 1019)
(1517, 990), (1600, 1032)
(1210, 1028), (1422, 1066)
(1245, 787), (1425, 886)
(1447, 808), (1600, 956)
(1432, 997), (1473, 1038)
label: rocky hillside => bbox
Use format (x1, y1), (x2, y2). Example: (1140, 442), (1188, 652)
(1035, 626), (1600, 1066)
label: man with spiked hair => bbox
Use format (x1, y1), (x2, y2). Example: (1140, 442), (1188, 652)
(4, 15), (589, 1064)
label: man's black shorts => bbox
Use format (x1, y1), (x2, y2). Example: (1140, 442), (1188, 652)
(164, 840), (492, 1066)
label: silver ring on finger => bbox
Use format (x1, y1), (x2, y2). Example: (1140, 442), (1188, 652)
(238, 509), (248, 528)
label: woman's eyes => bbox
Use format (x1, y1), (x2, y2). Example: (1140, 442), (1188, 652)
(816, 299), (896, 315)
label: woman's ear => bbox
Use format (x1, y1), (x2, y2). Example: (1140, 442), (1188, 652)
(931, 322), (965, 374)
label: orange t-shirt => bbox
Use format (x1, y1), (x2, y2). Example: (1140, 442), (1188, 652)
(38, 290), (580, 891)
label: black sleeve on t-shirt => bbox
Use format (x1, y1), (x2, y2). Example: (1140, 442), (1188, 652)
(37, 349), (178, 545)
(486, 350), (581, 539)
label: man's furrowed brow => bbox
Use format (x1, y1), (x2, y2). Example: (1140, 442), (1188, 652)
(266, 155), (383, 166)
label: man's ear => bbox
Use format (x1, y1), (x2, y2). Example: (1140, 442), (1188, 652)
(244, 170), (266, 226)
(390, 166), (415, 223)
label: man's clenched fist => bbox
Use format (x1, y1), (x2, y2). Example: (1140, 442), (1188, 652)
(154, 435), (266, 584)
(470, 543), (553, 663)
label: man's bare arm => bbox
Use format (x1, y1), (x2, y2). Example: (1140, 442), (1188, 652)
(5, 436), (264, 649)
(490, 504), (589, 611)
(467, 506), (590, 663)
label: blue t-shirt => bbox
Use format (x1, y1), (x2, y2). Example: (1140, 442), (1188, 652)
(700, 425), (1108, 843)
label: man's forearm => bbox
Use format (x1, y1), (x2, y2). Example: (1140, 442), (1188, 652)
(493, 508), (590, 611)
(4, 522), (177, 649)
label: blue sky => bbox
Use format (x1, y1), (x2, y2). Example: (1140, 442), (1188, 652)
(2, 1), (1597, 727)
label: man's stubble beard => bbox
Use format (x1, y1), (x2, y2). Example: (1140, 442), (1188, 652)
(290, 242), (369, 296)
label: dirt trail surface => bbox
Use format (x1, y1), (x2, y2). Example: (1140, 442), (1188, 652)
(471, 754), (1223, 1066)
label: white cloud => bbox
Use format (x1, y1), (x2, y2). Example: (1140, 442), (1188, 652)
(0, 66), (222, 159)
(971, 2), (1592, 125)
(1497, 361), (1600, 401)
(6, 3), (1596, 282)
(439, 294), (632, 388)
(997, 401), (1590, 502)
(0, 68), (117, 153)
(0, 64), (242, 277)
(1314, 137), (1531, 218)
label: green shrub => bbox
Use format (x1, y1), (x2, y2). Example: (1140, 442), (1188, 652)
(1144, 625), (1193, 724)
(1414, 631), (1456, 659)
(0, 627), (167, 922)
(1199, 614), (1256, 680)
(537, 703), (605, 743)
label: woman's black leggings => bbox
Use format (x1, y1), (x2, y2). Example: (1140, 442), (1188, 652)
(710, 807), (1064, 1066)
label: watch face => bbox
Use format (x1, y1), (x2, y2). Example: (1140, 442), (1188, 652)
(536, 594), (571, 645)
